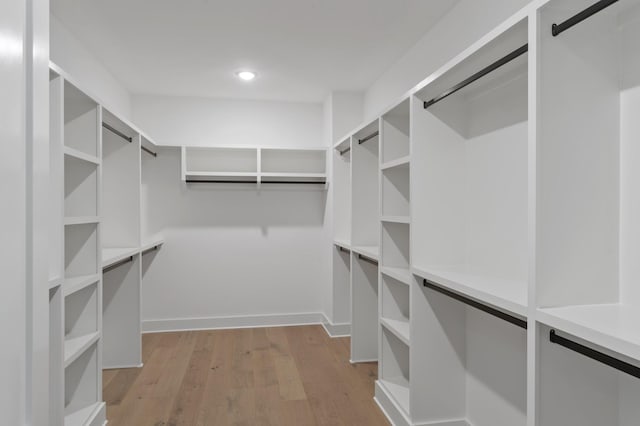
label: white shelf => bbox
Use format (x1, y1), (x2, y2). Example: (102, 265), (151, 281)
(49, 276), (64, 290)
(64, 332), (99, 368)
(381, 266), (411, 285)
(413, 265), (527, 317)
(64, 402), (105, 426)
(537, 304), (640, 362)
(260, 172), (327, 183)
(381, 317), (410, 346)
(185, 171), (258, 182)
(140, 236), (165, 253)
(63, 146), (100, 165)
(378, 377), (410, 416)
(102, 247), (139, 269)
(64, 216), (99, 226)
(352, 245), (380, 261)
(63, 274), (100, 297)
(334, 239), (351, 250)
(381, 156), (410, 171)
(381, 216), (410, 224)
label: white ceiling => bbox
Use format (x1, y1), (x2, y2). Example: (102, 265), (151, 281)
(52, 0), (458, 103)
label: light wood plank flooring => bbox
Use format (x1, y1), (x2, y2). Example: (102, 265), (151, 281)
(103, 325), (390, 425)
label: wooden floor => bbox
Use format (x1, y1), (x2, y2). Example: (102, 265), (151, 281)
(103, 325), (390, 426)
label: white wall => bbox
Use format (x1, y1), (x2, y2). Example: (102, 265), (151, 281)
(50, 15), (132, 120)
(134, 95), (331, 330)
(133, 95), (323, 148)
(363, 0), (534, 117)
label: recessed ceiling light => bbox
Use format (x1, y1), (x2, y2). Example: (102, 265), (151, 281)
(236, 71), (256, 81)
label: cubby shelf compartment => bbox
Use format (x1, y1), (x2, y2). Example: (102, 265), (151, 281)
(65, 402), (106, 426)
(537, 304), (640, 363)
(64, 80), (99, 158)
(63, 274), (100, 297)
(351, 250), (379, 363)
(377, 326), (411, 420)
(381, 216), (410, 224)
(381, 318), (410, 346)
(381, 98), (410, 165)
(381, 266), (411, 286)
(64, 217), (100, 226)
(64, 332), (100, 368)
(63, 147), (100, 165)
(381, 156), (410, 171)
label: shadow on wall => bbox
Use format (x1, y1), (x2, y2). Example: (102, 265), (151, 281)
(141, 147), (328, 236)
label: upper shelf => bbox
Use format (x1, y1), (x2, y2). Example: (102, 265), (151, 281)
(181, 146), (327, 185)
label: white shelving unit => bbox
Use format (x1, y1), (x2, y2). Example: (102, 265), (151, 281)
(181, 146), (327, 184)
(350, 119), (381, 362)
(376, 98), (414, 423)
(49, 69), (106, 426)
(535, 0), (640, 424)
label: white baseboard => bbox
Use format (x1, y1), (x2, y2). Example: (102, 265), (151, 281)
(103, 363), (143, 370)
(321, 320), (351, 337)
(142, 312), (326, 333)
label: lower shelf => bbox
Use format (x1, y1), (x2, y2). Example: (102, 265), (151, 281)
(64, 332), (100, 368)
(381, 317), (410, 346)
(65, 401), (105, 426)
(537, 303), (640, 363)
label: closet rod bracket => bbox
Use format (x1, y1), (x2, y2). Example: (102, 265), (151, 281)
(551, 0), (618, 36)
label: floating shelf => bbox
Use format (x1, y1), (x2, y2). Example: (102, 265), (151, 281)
(537, 304), (640, 363)
(64, 332), (99, 368)
(381, 317), (410, 346)
(381, 266), (411, 285)
(102, 247), (139, 269)
(413, 265), (527, 317)
(63, 274), (100, 297)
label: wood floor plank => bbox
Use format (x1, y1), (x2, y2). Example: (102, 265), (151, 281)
(105, 325), (390, 426)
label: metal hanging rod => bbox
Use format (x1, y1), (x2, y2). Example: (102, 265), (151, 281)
(337, 246), (350, 253)
(102, 122), (132, 143)
(422, 278), (527, 329)
(357, 254), (378, 266)
(423, 44), (529, 110)
(550, 330), (640, 379)
(261, 180), (326, 185)
(103, 256), (134, 273)
(552, 0), (618, 37)
(358, 131), (379, 145)
(141, 145), (157, 157)
(339, 147), (351, 156)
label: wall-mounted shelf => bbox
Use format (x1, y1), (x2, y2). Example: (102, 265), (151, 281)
(181, 146), (327, 185)
(352, 245), (379, 261)
(102, 247), (139, 269)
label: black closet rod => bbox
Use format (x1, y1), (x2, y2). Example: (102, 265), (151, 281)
(185, 179), (324, 184)
(423, 279), (527, 329)
(141, 245), (160, 256)
(339, 146), (351, 156)
(357, 254), (378, 266)
(141, 145), (157, 157)
(102, 122), (132, 143)
(337, 246), (350, 253)
(103, 256), (134, 273)
(549, 330), (640, 379)
(423, 44), (528, 109)
(552, 0), (618, 37)
(358, 131), (379, 144)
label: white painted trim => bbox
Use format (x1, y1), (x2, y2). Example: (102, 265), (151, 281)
(350, 358), (378, 364)
(142, 312), (326, 333)
(321, 320), (351, 338)
(102, 363), (143, 370)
